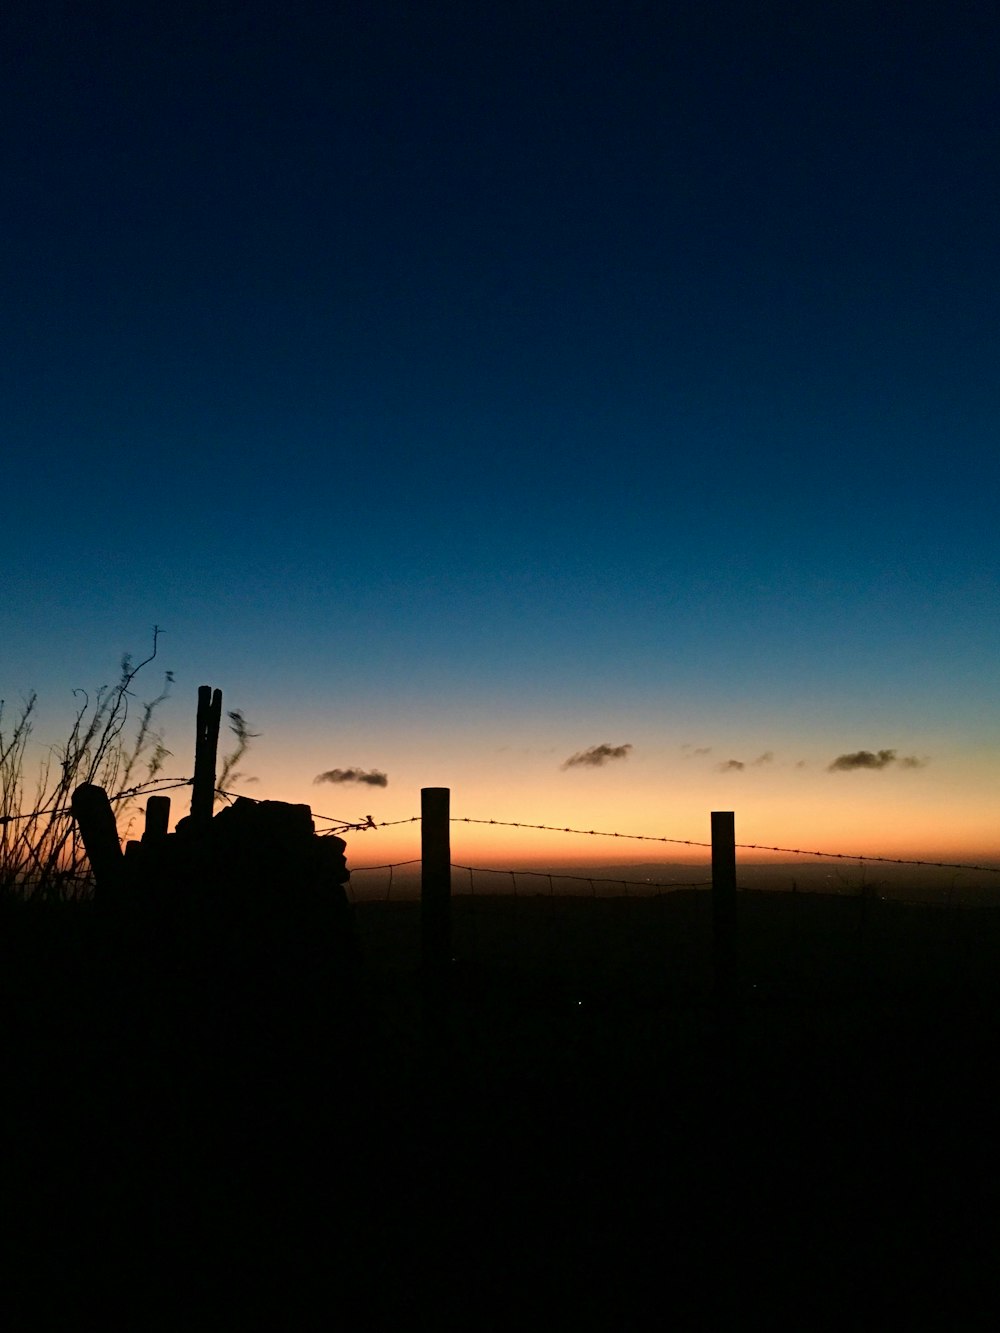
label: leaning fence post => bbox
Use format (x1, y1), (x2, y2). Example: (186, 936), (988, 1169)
(72, 783), (124, 899)
(711, 810), (737, 1003)
(421, 787), (452, 982)
(191, 685), (222, 825)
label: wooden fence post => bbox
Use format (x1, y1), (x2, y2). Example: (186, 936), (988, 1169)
(190, 685), (222, 825)
(421, 787), (452, 982)
(143, 795), (171, 842)
(711, 810), (737, 1003)
(72, 783), (124, 899)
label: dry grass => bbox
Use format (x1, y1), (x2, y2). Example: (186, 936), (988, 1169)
(0, 630), (174, 900)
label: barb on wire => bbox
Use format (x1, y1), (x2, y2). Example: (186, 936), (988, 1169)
(314, 812), (420, 834)
(310, 810), (375, 828)
(312, 811), (421, 834)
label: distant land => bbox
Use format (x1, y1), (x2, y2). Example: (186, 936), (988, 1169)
(345, 857), (1000, 906)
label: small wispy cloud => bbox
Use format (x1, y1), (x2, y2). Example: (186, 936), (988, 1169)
(562, 743), (633, 770)
(682, 745), (712, 758)
(751, 751), (775, 766)
(314, 767), (389, 787)
(716, 759), (745, 772)
(826, 749), (926, 773)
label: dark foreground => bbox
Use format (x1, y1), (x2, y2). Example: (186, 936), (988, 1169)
(3, 891), (999, 1325)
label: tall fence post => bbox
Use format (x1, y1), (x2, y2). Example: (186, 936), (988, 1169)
(421, 787), (452, 981)
(191, 685), (222, 825)
(711, 810), (737, 1004)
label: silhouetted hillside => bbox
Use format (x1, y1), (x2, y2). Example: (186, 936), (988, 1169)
(3, 888), (998, 1322)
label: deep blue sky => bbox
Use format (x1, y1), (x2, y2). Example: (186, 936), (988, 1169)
(3, 1), (998, 856)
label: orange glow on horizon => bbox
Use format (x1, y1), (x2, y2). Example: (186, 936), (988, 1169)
(148, 730), (1000, 876)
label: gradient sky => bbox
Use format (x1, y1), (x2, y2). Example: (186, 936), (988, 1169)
(3, 1), (998, 869)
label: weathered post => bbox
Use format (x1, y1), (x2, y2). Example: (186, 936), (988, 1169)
(711, 810), (737, 1004)
(421, 787), (452, 980)
(72, 783), (124, 898)
(143, 795), (171, 842)
(190, 686), (222, 825)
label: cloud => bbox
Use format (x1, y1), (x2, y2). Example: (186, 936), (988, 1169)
(561, 743), (632, 770)
(899, 755), (929, 769)
(751, 751), (775, 766)
(682, 745), (712, 758)
(716, 759), (745, 772)
(827, 749), (897, 772)
(314, 767), (389, 787)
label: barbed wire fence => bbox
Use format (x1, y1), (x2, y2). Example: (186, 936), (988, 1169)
(11, 772), (998, 886)
(343, 812), (1000, 917)
(10, 789), (999, 890)
(9, 772), (999, 1002)
(332, 801), (1000, 1007)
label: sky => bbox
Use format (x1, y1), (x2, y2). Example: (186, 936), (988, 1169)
(3, 0), (998, 871)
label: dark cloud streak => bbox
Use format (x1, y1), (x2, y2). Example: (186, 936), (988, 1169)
(562, 743), (632, 770)
(828, 749), (896, 771)
(314, 767), (389, 787)
(826, 749), (927, 772)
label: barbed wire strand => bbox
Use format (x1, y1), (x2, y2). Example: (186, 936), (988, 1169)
(453, 816), (711, 849)
(451, 817), (1000, 875)
(349, 860), (422, 873)
(0, 776), (194, 827)
(732, 841), (1000, 872)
